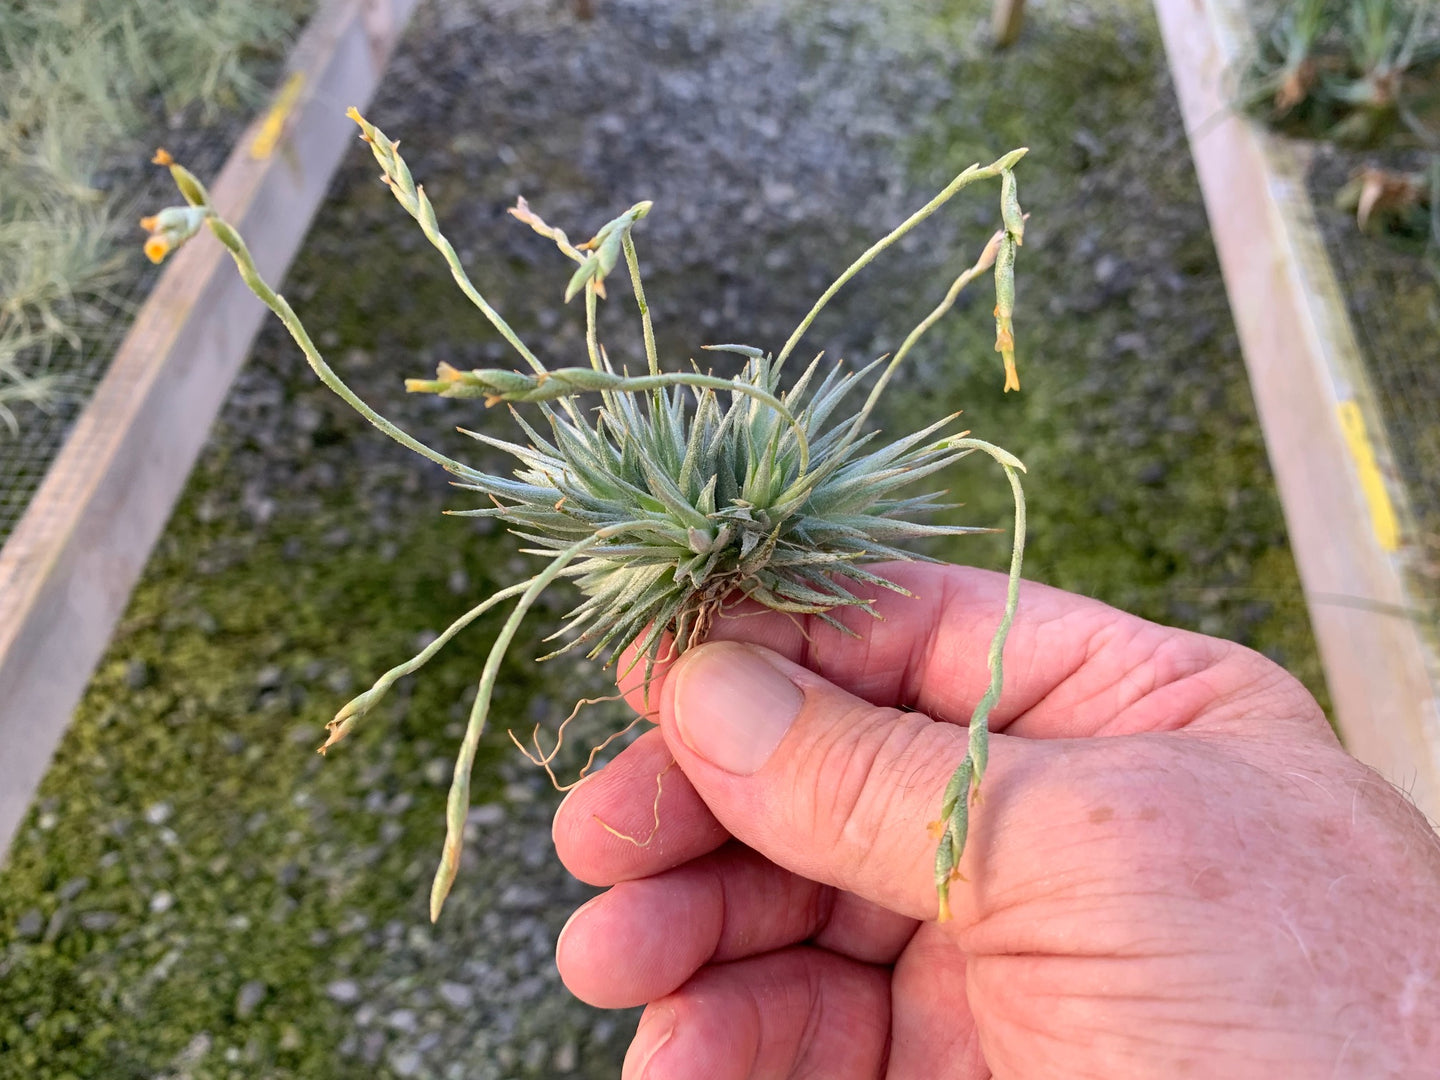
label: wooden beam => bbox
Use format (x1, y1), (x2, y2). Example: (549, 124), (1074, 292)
(0, 0), (420, 860)
(991, 0), (1026, 49)
(1153, 0), (1440, 820)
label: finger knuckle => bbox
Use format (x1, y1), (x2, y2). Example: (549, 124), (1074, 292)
(796, 706), (945, 891)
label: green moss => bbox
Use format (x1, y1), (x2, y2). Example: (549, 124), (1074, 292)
(0, 464), (547, 1076)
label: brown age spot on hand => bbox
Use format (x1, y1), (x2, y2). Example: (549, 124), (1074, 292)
(1088, 806), (1115, 825)
(1190, 865), (1234, 902)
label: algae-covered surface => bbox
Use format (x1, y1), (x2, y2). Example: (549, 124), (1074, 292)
(0, 0), (1327, 1077)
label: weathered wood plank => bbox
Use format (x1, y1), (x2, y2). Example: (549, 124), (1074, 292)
(1153, 0), (1440, 820)
(0, 0), (420, 859)
(991, 0), (1026, 48)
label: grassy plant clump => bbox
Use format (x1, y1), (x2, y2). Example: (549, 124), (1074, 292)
(1243, 0), (1440, 262)
(143, 111), (1030, 925)
(0, 0), (306, 432)
(1245, 0), (1440, 142)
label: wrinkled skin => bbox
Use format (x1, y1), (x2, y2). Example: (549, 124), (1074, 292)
(552, 563), (1440, 1079)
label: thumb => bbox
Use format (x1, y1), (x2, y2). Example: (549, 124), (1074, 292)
(658, 639), (976, 923)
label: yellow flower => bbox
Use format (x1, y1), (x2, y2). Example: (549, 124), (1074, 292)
(140, 205), (209, 264)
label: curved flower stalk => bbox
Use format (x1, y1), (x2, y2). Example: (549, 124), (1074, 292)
(143, 113), (1029, 923)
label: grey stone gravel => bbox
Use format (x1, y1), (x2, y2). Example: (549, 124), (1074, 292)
(14, 909), (44, 939)
(465, 803), (506, 828)
(437, 981), (475, 1010)
(78, 911), (119, 932)
(326, 978), (362, 1005)
(235, 980), (268, 1020)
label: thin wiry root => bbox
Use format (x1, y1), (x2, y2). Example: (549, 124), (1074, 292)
(508, 699), (655, 792)
(571, 714), (653, 786)
(509, 694), (623, 768)
(712, 598), (821, 649)
(778, 607), (817, 645)
(594, 759), (675, 846)
(658, 635), (683, 664)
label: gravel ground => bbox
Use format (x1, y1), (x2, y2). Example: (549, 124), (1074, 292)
(0, 1), (1325, 1077)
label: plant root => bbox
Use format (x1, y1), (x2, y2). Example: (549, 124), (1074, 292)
(593, 758), (675, 847)
(508, 697), (656, 791)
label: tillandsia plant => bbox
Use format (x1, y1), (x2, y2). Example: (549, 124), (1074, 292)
(1244, 0), (1440, 144)
(1243, 0), (1440, 262)
(142, 112), (1029, 926)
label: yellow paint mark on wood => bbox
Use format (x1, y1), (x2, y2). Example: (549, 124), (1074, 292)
(1337, 401), (1400, 552)
(250, 73), (306, 159)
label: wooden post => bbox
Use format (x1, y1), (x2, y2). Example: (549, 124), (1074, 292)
(1153, 0), (1440, 821)
(0, 0), (420, 860)
(992, 0), (1026, 48)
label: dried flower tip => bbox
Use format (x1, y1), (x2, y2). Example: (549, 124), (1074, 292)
(345, 105), (371, 139)
(1274, 59), (1316, 114)
(152, 148), (174, 165)
(1336, 167), (1428, 231)
(976, 229), (1004, 272)
(995, 320), (1020, 392)
(564, 201), (653, 302)
(140, 205), (210, 264)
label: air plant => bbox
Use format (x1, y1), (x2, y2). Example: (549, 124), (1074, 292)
(1334, 157), (1435, 228)
(0, 332), (61, 437)
(1249, 0), (1333, 114)
(1244, 0), (1440, 267)
(1244, 0), (1440, 140)
(142, 112), (1030, 926)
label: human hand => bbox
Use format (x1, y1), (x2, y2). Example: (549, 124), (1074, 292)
(551, 563), (1440, 1078)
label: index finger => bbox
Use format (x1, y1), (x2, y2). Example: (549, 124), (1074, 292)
(617, 562), (1324, 741)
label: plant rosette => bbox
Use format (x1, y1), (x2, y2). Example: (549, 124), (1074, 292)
(141, 110), (1029, 926)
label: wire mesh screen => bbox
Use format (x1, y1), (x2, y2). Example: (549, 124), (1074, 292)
(0, 126), (249, 547)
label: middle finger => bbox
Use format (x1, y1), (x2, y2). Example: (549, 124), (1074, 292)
(557, 841), (916, 1009)
(554, 726), (730, 885)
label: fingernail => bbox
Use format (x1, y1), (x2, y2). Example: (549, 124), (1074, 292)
(624, 1004), (675, 1080)
(673, 642), (802, 775)
(554, 895), (600, 961)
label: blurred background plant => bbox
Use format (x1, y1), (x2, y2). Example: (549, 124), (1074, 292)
(1243, 0), (1440, 268)
(0, 0), (308, 435)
